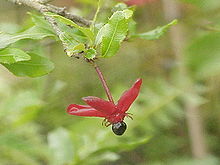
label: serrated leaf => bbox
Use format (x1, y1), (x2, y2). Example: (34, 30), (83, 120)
(0, 48), (30, 64)
(84, 48), (96, 59)
(59, 31), (85, 56)
(59, 23), (87, 43)
(2, 53), (54, 77)
(96, 9), (133, 57)
(68, 43), (86, 57)
(45, 12), (94, 43)
(133, 19), (178, 40)
(0, 26), (55, 49)
(30, 12), (87, 43)
(48, 128), (74, 165)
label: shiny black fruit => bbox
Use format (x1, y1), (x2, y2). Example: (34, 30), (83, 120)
(112, 121), (127, 136)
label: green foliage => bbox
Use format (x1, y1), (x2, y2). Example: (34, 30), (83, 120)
(0, 2), (176, 78)
(84, 48), (96, 59)
(97, 9), (133, 57)
(2, 1), (220, 165)
(45, 12), (95, 44)
(29, 12), (55, 34)
(0, 48), (30, 64)
(0, 13), (56, 78)
(0, 26), (54, 49)
(132, 19), (178, 40)
(112, 3), (128, 12)
(3, 53), (54, 77)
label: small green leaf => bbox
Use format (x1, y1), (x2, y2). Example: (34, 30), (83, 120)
(0, 26), (55, 49)
(133, 19), (178, 40)
(84, 48), (96, 59)
(48, 128), (74, 165)
(45, 12), (94, 43)
(0, 48), (30, 64)
(96, 9), (133, 58)
(2, 53), (54, 77)
(67, 43), (86, 57)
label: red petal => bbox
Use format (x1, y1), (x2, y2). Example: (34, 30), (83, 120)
(67, 104), (106, 117)
(117, 78), (142, 112)
(82, 96), (116, 115)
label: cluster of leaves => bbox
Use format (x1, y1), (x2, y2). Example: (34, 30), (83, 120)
(0, 19), (55, 77)
(2, 0), (220, 164)
(0, 2), (176, 78)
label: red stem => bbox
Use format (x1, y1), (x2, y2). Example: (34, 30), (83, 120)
(94, 64), (114, 104)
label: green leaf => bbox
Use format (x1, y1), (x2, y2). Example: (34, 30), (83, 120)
(28, 12), (55, 34)
(45, 12), (94, 43)
(0, 48), (30, 64)
(0, 26), (55, 49)
(59, 31), (85, 56)
(185, 32), (220, 79)
(84, 48), (96, 59)
(58, 22), (88, 43)
(59, 32), (79, 54)
(112, 3), (128, 12)
(133, 19), (178, 40)
(2, 53), (54, 77)
(96, 9), (133, 57)
(48, 128), (74, 165)
(68, 43), (86, 57)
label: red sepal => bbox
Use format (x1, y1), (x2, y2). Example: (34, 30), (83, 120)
(117, 78), (142, 112)
(82, 96), (116, 115)
(67, 104), (106, 117)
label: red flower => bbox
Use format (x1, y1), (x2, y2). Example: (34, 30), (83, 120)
(67, 78), (142, 135)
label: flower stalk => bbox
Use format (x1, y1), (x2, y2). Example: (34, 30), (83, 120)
(93, 63), (115, 104)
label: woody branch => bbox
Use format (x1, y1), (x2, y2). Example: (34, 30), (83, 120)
(6, 0), (91, 26)
(6, 0), (92, 57)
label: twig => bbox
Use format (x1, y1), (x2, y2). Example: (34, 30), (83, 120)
(6, 0), (91, 27)
(42, 13), (71, 56)
(6, 0), (91, 58)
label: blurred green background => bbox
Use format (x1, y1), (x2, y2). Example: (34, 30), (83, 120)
(0, 0), (220, 164)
